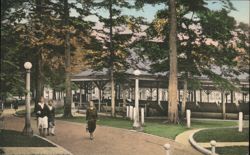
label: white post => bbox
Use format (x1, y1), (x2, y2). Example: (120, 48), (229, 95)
(11, 103), (13, 109)
(210, 140), (216, 155)
(130, 106), (133, 120)
(164, 143), (171, 155)
(126, 106), (129, 118)
(133, 107), (136, 121)
(186, 109), (191, 128)
(79, 88), (82, 111)
(141, 108), (144, 126)
(133, 70), (141, 129)
(239, 112), (243, 132)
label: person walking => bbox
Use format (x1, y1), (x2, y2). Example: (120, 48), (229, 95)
(47, 100), (56, 136)
(36, 96), (49, 137)
(86, 101), (98, 140)
(14, 99), (19, 111)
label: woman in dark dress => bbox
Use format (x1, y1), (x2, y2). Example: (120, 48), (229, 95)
(86, 101), (98, 140)
(47, 100), (55, 136)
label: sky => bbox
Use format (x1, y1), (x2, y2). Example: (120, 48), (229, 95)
(79, 0), (249, 24)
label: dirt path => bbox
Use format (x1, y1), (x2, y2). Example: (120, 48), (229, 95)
(3, 110), (201, 155)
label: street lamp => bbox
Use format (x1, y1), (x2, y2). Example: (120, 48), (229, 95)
(23, 62), (33, 136)
(133, 69), (142, 130)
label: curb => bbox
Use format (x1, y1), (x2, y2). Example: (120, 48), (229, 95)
(35, 134), (73, 155)
(188, 127), (245, 155)
(188, 128), (216, 155)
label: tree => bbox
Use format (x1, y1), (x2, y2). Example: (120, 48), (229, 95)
(0, 0), (28, 100)
(168, 0), (178, 123)
(134, 0), (246, 123)
(85, 0), (143, 117)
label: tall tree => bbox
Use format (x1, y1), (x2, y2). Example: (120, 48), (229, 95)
(85, 0), (143, 117)
(62, 0), (72, 117)
(134, 0), (246, 123)
(168, 0), (178, 123)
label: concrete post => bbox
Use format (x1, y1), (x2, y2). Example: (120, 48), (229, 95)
(210, 140), (216, 155)
(133, 75), (141, 129)
(130, 106), (133, 120)
(239, 112), (243, 132)
(126, 106), (129, 118)
(141, 108), (144, 126)
(79, 88), (82, 111)
(133, 107), (136, 121)
(186, 109), (191, 128)
(163, 143), (171, 155)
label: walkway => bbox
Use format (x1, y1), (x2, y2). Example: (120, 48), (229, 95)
(2, 108), (201, 155)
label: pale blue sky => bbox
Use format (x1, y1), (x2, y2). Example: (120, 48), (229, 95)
(73, 0), (249, 24)
(123, 0), (249, 24)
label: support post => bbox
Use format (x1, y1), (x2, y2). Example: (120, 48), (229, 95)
(130, 106), (133, 120)
(141, 108), (144, 126)
(239, 112), (243, 132)
(133, 107), (136, 121)
(126, 106), (129, 118)
(186, 109), (191, 128)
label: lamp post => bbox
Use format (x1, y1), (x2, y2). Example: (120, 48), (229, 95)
(133, 69), (141, 130)
(23, 62), (33, 136)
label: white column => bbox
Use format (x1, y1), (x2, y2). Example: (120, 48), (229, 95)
(130, 106), (133, 120)
(186, 109), (191, 128)
(141, 108), (144, 126)
(126, 106), (129, 117)
(133, 76), (140, 129)
(133, 107), (136, 121)
(239, 112), (243, 132)
(79, 88), (82, 109)
(164, 143), (171, 155)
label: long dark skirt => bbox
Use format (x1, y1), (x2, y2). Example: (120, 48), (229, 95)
(87, 120), (96, 133)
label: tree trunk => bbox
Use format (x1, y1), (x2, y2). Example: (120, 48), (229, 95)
(181, 77), (188, 120)
(35, 52), (43, 112)
(63, 0), (72, 117)
(168, 0), (178, 123)
(109, 0), (115, 117)
(53, 89), (56, 100)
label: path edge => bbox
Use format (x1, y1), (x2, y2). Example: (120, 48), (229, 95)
(34, 134), (73, 155)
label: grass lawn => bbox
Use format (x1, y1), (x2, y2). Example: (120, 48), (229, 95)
(193, 127), (249, 142)
(16, 106), (64, 116)
(58, 116), (239, 140)
(0, 130), (55, 147)
(206, 146), (249, 155)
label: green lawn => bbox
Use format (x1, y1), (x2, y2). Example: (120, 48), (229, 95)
(193, 128), (249, 142)
(58, 116), (239, 140)
(206, 146), (249, 155)
(0, 130), (55, 147)
(16, 106), (64, 116)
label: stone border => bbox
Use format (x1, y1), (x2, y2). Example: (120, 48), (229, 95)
(188, 127), (245, 155)
(35, 134), (73, 155)
(188, 128), (214, 155)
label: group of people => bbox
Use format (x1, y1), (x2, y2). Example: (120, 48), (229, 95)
(36, 96), (98, 140)
(36, 96), (56, 137)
